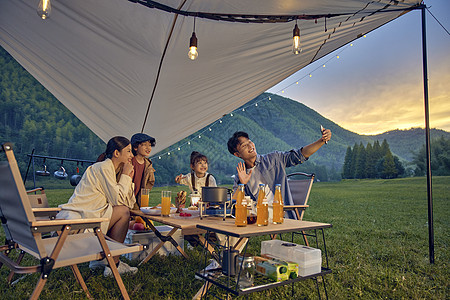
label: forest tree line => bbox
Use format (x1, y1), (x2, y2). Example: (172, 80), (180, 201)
(342, 140), (405, 179)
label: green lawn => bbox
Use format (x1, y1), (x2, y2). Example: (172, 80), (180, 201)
(1, 177), (448, 299)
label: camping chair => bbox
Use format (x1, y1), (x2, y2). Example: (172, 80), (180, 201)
(27, 187), (61, 220)
(284, 172), (315, 246)
(0, 143), (143, 300)
(6, 187), (61, 283)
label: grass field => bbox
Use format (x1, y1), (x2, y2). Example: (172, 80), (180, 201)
(1, 177), (448, 299)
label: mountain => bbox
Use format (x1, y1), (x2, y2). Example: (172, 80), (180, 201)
(1, 46), (448, 185)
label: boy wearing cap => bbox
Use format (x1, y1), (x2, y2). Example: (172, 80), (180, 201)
(131, 133), (156, 207)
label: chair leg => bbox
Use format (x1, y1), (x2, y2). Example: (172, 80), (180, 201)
(30, 276), (48, 300)
(7, 250), (25, 283)
(94, 228), (130, 300)
(70, 265), (92, 299)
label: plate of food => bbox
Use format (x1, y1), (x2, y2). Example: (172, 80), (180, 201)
(172, 207), (200, 218)
(140, 206), (177, 215)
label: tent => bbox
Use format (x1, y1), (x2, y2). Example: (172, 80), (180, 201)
(0, 0), (423, 153)
(1, 0), (433, 262)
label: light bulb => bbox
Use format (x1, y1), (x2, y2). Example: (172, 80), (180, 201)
(292, 24), (302, 55)
(37, 0), (51, 20)
(188, 32), (198, 60)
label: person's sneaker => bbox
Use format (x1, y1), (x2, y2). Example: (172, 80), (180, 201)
(103, 261), (138, 277)
(195, 259), (221, 280)
(89, 258), (107, 270)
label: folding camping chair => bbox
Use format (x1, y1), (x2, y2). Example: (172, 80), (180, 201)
(284, 172), (315, 246)
(0, 143), (143, 300)
(26, 187), (61, 220)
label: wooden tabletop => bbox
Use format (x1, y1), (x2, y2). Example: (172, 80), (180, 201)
(132, 210), (331, 238)
(196, 218), (332, 238)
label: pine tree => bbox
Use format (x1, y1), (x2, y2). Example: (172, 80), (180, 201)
(349, 143), (359, 179)
(355, 142), (367, 179)
(342, 146), (353, 179)
(365, 142), (377, 178)
(381, 151), (398, 179)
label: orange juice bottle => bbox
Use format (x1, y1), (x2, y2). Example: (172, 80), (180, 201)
(262, 198), (269, 226)
(256, 184), (266, 226)
(235, 184), (247, 226)
(273, 184), (284, 224)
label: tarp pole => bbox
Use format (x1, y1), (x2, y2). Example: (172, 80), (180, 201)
(421, 6), (434, 264)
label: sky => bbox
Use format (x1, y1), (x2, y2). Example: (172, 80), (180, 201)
(267, 0), (450, 135)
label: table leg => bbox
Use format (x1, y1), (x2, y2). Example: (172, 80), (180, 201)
(139, 227), (188, 266)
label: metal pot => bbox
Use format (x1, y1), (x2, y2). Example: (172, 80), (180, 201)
(70, 174), (82, 186)
(54, 166), (68, 180)
(36, 165), (50, 176)
(201, 187), (230, 203)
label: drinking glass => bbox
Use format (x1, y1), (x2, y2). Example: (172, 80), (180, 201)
(161, 191), (172, 216)
(141, 188), (150, 207)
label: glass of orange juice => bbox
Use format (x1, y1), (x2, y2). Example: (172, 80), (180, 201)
(140, 189), (150, 207)
(161, 191), (172, 216)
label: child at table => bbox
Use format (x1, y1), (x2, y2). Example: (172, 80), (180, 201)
(130, 133), (156, 207)
(175, 151), (217, 199)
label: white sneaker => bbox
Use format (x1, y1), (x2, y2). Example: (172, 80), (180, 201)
(89, 258), (107, 270)
(195, 259), (221, 280)
(103, 261), (138, 277)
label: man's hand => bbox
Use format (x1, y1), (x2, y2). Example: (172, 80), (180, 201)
(236, 162), (252, 185)
(321, 128), (332, 143)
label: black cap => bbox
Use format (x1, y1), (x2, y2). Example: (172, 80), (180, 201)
(131, 133), (156, 147)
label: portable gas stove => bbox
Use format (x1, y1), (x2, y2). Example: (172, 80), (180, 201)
(198, 200), (233, 221)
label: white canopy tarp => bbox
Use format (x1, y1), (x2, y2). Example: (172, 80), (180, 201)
(0, 0), (421, 153)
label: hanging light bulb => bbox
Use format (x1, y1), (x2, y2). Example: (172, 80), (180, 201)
(292, 23), (302, 55)
(188, 32), (198, 60)
(188, 18), (198, 60)
(37, 0), (52, 20)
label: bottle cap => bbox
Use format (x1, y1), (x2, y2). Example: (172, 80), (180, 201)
(259, 183), (265, 187)
(275, 184), (281, 187)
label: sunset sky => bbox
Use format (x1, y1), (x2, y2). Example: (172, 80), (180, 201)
(267, 0), (449, 135)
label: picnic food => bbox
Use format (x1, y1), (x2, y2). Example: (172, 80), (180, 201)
(176, 190), (187, 213)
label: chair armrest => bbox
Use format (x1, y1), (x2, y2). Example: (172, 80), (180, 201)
(26, 187), (44, 194)
(30, 217), (109, 233)
(32, 208), (61, 213)
(32, 207), (61, 219)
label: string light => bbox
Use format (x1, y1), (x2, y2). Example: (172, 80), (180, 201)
(37, 0), (51, 20)
(188, 18), (198, 60)
(292, 22), (302, 55)
(152, 39), (364, 161)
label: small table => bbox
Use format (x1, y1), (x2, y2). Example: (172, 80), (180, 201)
(130, 210), (219, 265)
(195, 218), (332, 299)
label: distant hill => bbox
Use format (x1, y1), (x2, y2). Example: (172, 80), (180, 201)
(1, 46), (448, 185)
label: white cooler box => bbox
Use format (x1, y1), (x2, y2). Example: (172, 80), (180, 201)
(261, 239), (322, 276)
(123, 225), (184, 261)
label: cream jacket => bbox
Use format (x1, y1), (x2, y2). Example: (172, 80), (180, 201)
(57, 159), (135, 233)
